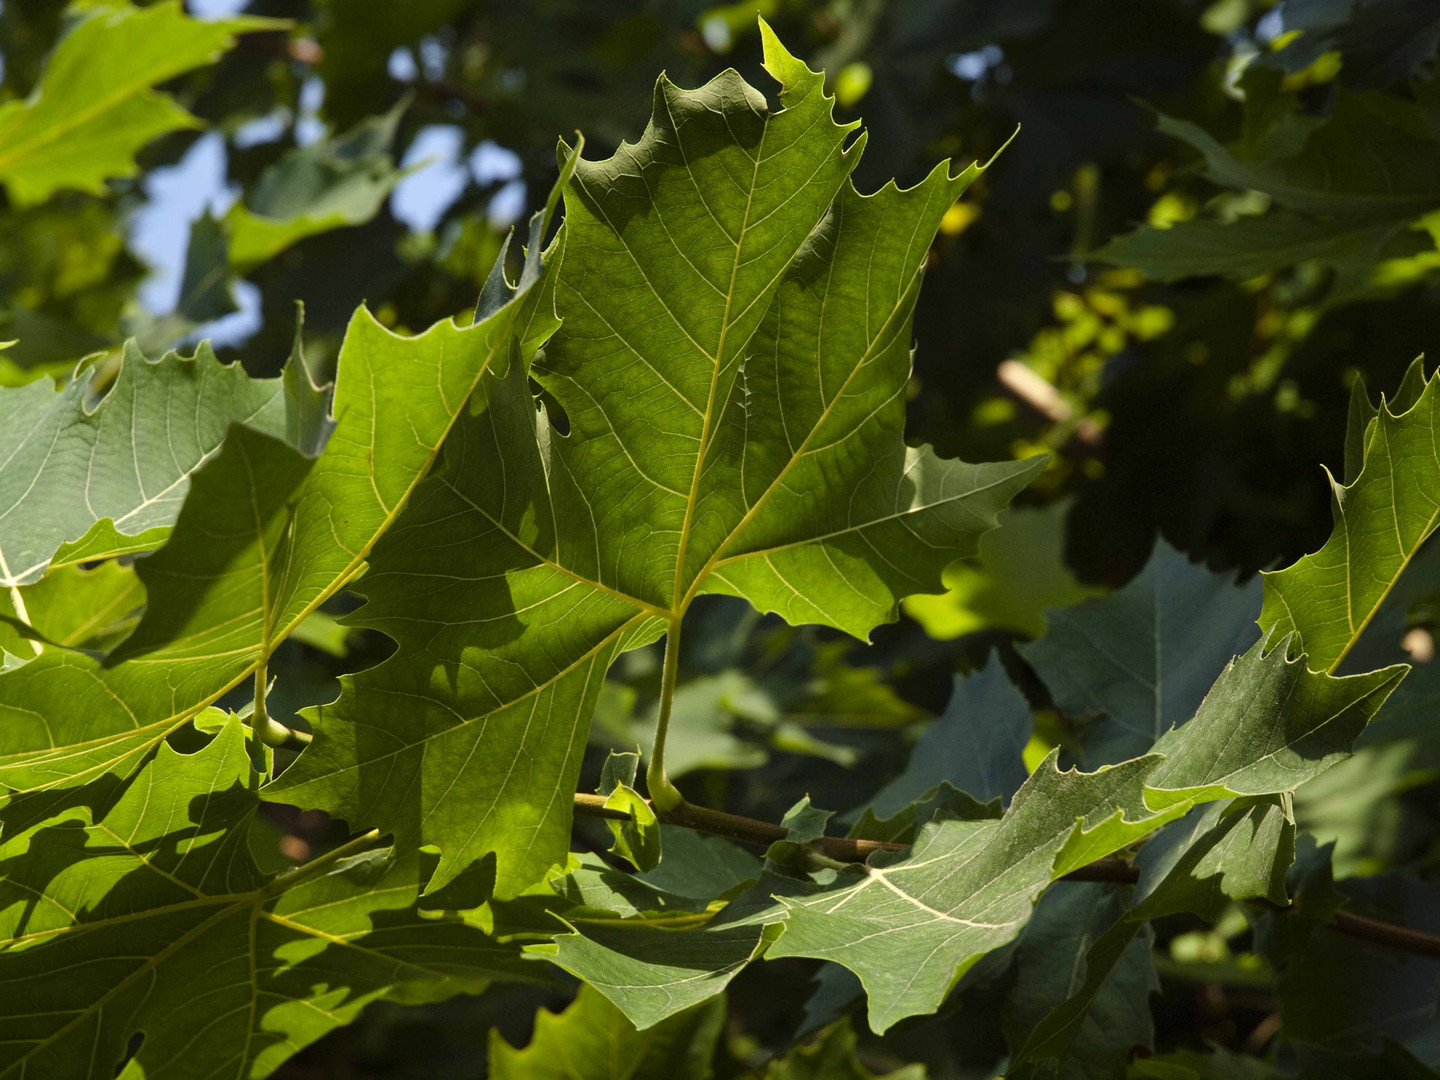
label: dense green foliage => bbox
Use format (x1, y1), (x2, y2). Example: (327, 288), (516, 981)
(2, 2), (1440, 1077)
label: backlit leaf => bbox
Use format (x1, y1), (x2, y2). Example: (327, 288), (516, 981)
(0, 172), (571, 803)
(0, 341), (288, 587)
(271, 25), (1040, 897)
(0, 718), (537, 1078)
(0, 2), (278, 205)
(489, 984), (724, 1080)
(1260, 360), (1440, 673)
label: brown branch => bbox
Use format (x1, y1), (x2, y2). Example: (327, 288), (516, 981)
(572, 792), (1440, 962)
(573, 791), (907, 861)
(1330, 908), (1440, 961)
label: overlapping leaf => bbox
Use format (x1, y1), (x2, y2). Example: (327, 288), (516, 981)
(1262, 870), (1440, 1062)
(0, 175), (572, 803)
(0, 563), (141, 657)
(0, 2), (277, 205)
(1099, 75), (1440, 295)
(1261, 360), (1440, 673)
(0, 719), (537, 1079)
(903, 500), (1100, 640)
(1131, 797), (1293, 921)
(272, 25), (1041, 897)
(1154, 90), (1440, 218)
(521, 622), (1401, 1036)
(1093, 212), (1429, 284)
(1005, 883), (1157, 1080)
(866, 654), (1031, 818)
(489, 984), (724, 1080)
(767, 637), (1401, 1032)
(1022, 539), (1261, 766)
(0, 341), (289, 587)
(226, 101), (409, 269)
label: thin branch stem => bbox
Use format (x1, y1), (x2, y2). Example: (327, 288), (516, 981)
(571, 792), (1440, 962)
(251, 664), (312, 753)
(1330, 908), (1440, 961)
(576, 791), (907, 861)
(252, 663), (270, 740)
(259, 828), (383, 899)
(645, 620), (686, 813)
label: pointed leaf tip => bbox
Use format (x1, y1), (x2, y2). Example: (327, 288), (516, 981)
(758, 17), (817, 92)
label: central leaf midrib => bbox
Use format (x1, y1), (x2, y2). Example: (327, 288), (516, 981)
(437, 478), (671, 619)
(680, 259), (928, 608)
(668, 110), (769, 615)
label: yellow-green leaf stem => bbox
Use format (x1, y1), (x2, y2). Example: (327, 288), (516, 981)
(647, 620), (687, 813)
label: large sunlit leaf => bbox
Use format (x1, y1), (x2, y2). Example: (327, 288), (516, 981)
(0, 1), (278, 205)
(271, 24), (1040, 898)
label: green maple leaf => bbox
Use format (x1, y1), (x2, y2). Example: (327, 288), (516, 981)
(1262, 871), (1440, 1061)
(767, 637), (1401, 1033)
(0, 167), (573, 802)
(498, 601), (1400, 1037)
(1004, 882), (1157, 1080)
(1022, 539), (1262, 767)
(865, 654), (1032, 817)
(270, 22), (1042, 898)
(598, 751), (663, 872)
(225, 100), (410, 270)
(0, 1), (280, 205)
(0, 341), (291, 587)
(903, 499), (1101, 641)
(488, 984), (725, 1080)
(1010, 800), (1294, 1075)
(757, 1021), (927, 1079)
(1156, 90), (1440, 218)
(542, 887), (794, 1030)
(0, 717), (538, 1079)
(1260, 359), (1440, 673)
(1094, 211), (1429, 283)
(1131, 797), (1294, 921)
(0, 562), (142, 657)
(766, 753), (1179, 1033)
